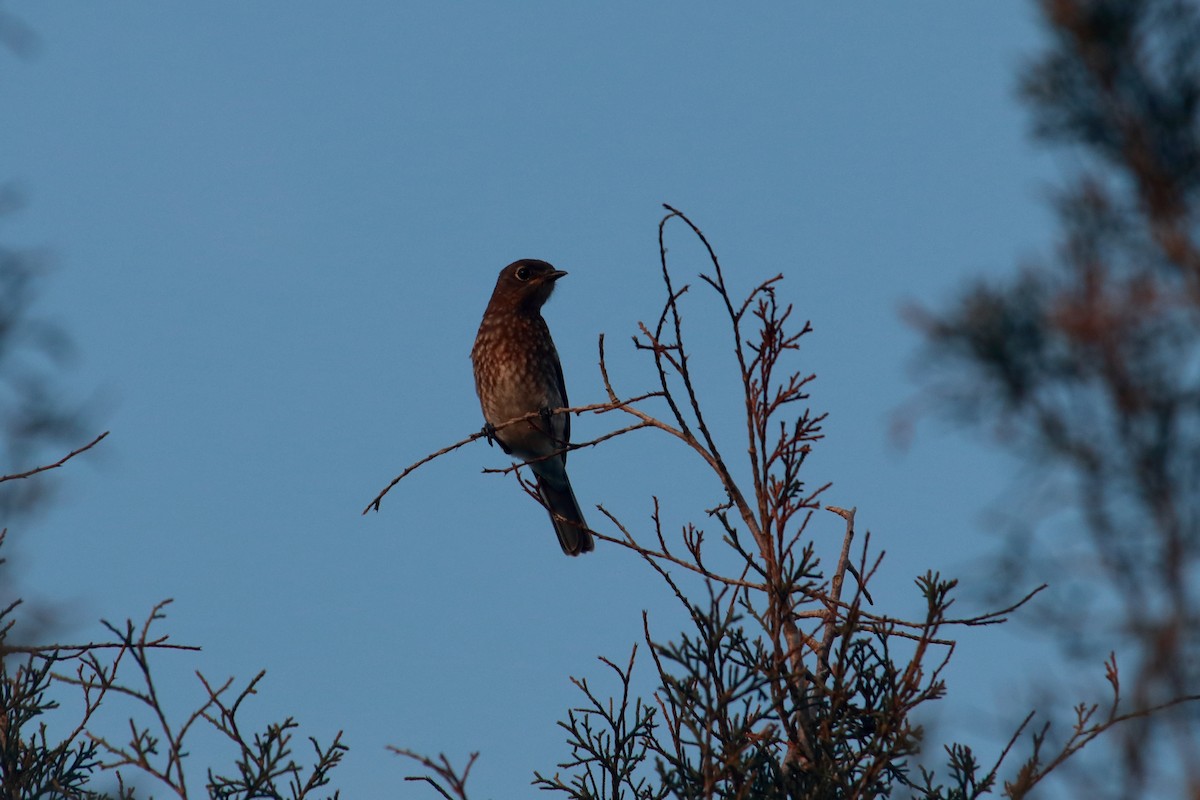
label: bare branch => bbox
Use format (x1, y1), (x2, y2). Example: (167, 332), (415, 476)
(363, 395), (658, 514)
(0, 431), (108, 484)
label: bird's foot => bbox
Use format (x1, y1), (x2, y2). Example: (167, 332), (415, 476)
(481, 422), (514, 454)
(481, 422), (498, 447)
(539, 406), (555, 422)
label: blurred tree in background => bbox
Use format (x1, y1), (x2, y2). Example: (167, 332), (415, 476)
(0, 171), (86, 518)
(913, 0), (1200, 796)
(0, 3), (86, 526)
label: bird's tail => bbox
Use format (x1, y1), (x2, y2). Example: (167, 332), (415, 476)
(536, 474), (594, 556)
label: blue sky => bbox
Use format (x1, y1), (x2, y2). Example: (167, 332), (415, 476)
(1, 3), (1084, 797)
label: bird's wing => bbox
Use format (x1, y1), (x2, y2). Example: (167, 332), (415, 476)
(550, 335), (569, 465)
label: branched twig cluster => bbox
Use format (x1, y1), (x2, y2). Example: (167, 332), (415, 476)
(532, 646), (665, 800)
(389, 749), (478, 800)
(1, 444), (345, 799)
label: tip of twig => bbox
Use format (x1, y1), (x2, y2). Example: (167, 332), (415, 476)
(826, 505), (856, 521)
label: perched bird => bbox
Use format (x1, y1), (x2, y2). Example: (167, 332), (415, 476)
(471, 259), (594, 556)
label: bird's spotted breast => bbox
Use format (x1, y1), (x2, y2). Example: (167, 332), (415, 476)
(471, 312), (564, 451)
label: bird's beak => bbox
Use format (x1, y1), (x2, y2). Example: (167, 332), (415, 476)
(547, 270), (568, 281)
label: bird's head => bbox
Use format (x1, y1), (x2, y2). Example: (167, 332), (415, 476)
(490, 259), (568, 312)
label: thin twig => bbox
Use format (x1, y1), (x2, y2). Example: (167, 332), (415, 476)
(594, 505), (770, 595)
(0, 431), (109, 484)
(363, 395), (658, 514)
(480, 420), (655, 476)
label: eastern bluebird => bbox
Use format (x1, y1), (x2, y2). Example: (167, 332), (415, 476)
(471, 259), (594, 556)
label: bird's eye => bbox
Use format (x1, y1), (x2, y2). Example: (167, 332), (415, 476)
(515, 265), (532, 281)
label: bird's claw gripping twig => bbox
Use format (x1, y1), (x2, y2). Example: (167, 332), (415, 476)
(481, 422), (498, 448)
